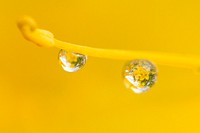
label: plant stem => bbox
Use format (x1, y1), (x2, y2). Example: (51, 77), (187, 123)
(17, 16), (200, 69)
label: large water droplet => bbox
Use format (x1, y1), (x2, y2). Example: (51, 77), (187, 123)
(123, 59), (158, 94)
(58, 49), (87, 72)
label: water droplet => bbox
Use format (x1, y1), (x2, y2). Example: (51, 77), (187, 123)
(58, 49), (87, 72)
(123, 59), (158, 94)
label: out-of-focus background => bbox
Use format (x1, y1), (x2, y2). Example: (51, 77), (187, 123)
(0, 0), (200, 132)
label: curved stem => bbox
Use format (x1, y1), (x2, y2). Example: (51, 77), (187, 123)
(17, 16), (200, 69)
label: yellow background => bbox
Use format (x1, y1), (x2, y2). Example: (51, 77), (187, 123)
(1, 0), (200, 132)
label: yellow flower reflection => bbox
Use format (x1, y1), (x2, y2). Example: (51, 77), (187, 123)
(66, 52), (78, 68)
(133, 66), (150, 81)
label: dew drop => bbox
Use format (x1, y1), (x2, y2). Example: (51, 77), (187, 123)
(123, 59), (158, 94)
(58, 49), (87, 72)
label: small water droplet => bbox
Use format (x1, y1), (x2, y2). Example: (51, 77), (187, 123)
(58, 49), (87, 72)
(123, 59), (158, 94)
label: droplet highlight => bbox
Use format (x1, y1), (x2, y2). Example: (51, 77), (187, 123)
(58, 49), (87, 72)
(123, 59), (158, 94)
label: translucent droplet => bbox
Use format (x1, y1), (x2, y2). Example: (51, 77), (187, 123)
(123, 59), (158, 94)
(58, 49), (87, 72)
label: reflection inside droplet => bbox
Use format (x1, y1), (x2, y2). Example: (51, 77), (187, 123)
(58, 49), (87, 72)
(123, 59), (158, 94)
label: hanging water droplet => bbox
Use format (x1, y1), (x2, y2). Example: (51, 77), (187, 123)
(123, 59), (158, 94)
(58, 49), (87, 72)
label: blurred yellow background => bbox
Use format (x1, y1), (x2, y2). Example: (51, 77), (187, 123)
(1, 0), (200, 132)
